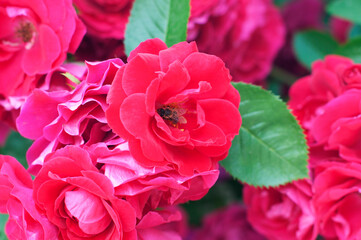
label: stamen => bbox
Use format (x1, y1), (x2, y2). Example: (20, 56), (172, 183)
(16, 21), (34, 43)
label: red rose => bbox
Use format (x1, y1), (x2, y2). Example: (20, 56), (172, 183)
(0, 0), (85, 98)
(33, 146), (137, 239)
(313, 161), (361, 239)
(244, 180), (317, 240)
(106, 38), (241, 176)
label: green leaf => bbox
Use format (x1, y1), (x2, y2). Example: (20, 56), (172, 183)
(273, 0), (292, 7)
(0, 131), (32, 169)
(336, 37), (361, 63)
(0, 214), (7, 240)
(61, 72), (81, 85)
(327, 0), (361, 25)
(124, 0), (190, 55)
(221, 82), (309, 187)
(293, 30), (339, 69)
(348, 24), (361, 39)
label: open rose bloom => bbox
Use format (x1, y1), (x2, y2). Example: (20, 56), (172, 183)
(0, 0), (85, 98)
(106, 38), (242, 176)
(0, 0), (86, 133)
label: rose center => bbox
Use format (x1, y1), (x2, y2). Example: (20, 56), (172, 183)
(16, 21), (34, 43)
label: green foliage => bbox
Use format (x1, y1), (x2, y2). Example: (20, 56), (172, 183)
(336, 37), (361, 63)
(0, 131), (32, 169)
(348, 25), (361, 39)
(124, 0), (190, 55)
(293, 30), (339, 69)
(327, 0), (361, 25)
(0, 214), (7, 239)
(221, 82), (309, 187)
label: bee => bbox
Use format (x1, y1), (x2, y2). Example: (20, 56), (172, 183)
(157, 105), (187, 127)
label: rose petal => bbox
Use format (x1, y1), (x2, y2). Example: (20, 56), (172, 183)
(159, 41), (198, 72)
(123, 54), (160, 96)
(128, 38), (167, 61)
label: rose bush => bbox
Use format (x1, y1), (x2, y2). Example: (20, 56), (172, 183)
(106, 38), (241, 176)
(0, 0), (85, 98)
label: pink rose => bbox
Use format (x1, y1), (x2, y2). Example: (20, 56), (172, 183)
(73, 0), (133, 39)
(191, 204), (266, 240)
(17, 58), (123, 174)
(288, 55), (355, 136)
(289, 56), (361, 165)
(0, 0), (85, 98)
(188, 0), (285, 83)
(106, 38), (241, 176)
(0, 63), (86, 130)
(33, 146), (137, 239)
(0, 155), (58, 239)
(310, 90), (361, 163)
(313, 161), (361, 239)
(244, 180), (317, 240)
(87, 142), (219, 217)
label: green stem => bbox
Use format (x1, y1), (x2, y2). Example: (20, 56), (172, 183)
(269, 67), (299, 86)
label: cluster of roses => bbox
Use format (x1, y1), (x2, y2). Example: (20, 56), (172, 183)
(2, 38), (242, 239)
(242, 56), (361, 240)
(0, 0), (284, 138)
(0, 0), (251, 238)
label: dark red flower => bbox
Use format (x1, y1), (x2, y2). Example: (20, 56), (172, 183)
(188, 0), (285, 83)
